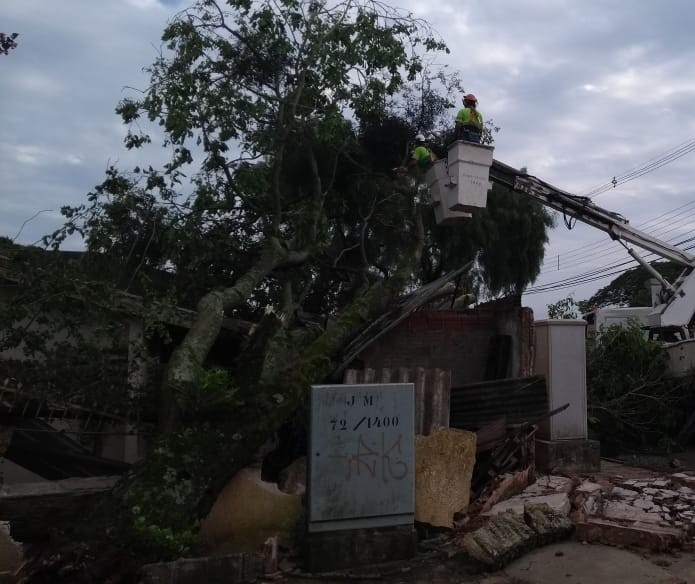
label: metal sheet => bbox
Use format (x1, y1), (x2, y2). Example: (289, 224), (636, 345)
(449, 376), (548, 431)
(308, 383), (414, 532)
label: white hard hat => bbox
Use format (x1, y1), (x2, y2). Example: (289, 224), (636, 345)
(415, 133), (425, 141)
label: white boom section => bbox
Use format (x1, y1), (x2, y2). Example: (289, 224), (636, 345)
(510, 174), (695, 267)
(488, 160), (695, 330)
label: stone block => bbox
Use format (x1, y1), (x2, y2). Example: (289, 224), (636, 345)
(671, 473), (695, 489)
(523, 503), (573, 544)
(415, 427), (476, 527)
(576, 481), (602, 494)
(524, 475), (574, 495)
(535, 438), (600, 474)
(576, 518), (685, 551)
(462, 511), (535, 567)
(303, 525), (416, 572)
(602, 500), (663, 524)
(199, 467), (302, 554)
(611, 487), (638, 499)
(463, 504), (572, 568)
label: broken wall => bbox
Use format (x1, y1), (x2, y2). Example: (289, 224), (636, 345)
(354, 308), (534, 386)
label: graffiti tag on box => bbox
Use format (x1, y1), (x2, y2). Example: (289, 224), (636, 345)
(326, 392), (409, 483)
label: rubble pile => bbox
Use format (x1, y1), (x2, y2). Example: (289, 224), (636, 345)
(573, 471), (695, 551)
(458, 475), (575, 567)
(458, 470), (695, 568)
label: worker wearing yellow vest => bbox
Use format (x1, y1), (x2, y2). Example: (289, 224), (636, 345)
(455, 93), (483, 143)
(396, 133), (436, 175)
(409, 133), (436, 171)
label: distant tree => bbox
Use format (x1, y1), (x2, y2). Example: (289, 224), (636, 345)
(0, 33), (18, 56)
(577, 260), (683, 313)
(547, 296), (580, 319)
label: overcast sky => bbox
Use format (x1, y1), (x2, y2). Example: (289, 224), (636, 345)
(4, 0), (695, 318)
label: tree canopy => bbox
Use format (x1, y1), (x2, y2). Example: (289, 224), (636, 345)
(5, 0), (553, 558)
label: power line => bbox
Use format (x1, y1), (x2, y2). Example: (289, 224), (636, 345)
(537, 207), (695, 277)
(583, 139), (695, 198)
(539, 198), (695, 269)
(525, 236), (695, 295)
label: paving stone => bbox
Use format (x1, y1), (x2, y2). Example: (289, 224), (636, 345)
(650, 479), (670, 488)
(524, 475), (573, 495)
(602, 500), (663, 524)
(611, 487), (638, 499)
(642, 488), (658, 496)
(576, 481), (602, 495)
(633, 498), (655, 511)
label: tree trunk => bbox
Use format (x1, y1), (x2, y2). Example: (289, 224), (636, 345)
(102, 216), (423, 559)
(158, 239), (308, 431)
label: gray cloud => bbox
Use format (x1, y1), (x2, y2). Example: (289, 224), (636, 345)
(3, 0), (695, 316)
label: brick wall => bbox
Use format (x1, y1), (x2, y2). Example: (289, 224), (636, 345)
(354, 308), (534, 386)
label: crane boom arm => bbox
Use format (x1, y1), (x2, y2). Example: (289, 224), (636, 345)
(489, 159), (695, 267)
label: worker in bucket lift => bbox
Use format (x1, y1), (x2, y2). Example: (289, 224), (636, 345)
(455, 93), (483, 143)
(408, 133), (436, 172)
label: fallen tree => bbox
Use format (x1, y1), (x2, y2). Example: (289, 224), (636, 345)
(2, 0), (553, 559)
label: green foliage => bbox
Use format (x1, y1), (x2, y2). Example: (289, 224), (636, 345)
(177, 367), (243, 419)
(0, 32), (18, 56)
(586, 321), (695, 452)
(547, 296), (580, 319)
(420, 182), (554, 296)
(578, 260), (683, 312)
(3, 0), (554, 562)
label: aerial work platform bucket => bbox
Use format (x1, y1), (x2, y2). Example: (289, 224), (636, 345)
(427, 160), (472, 224)
(425, 140), (494, 225)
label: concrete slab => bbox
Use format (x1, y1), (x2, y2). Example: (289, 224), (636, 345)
(505, 541), (688, 584)
(486, 493), (570, 518)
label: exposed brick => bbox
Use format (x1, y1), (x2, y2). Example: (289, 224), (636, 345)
(357, 308), (532, 386)
(576, 518), (685, 551)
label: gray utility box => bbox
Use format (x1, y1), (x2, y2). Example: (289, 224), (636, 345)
(534, 319), (588, 440)
(308, 383), (414, 533)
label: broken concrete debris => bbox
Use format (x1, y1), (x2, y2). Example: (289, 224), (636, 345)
(485, 492), (570, 517)
(460, 470), (695, 569)
(462, 503), (572, 567)
(573, 471), (695, 551)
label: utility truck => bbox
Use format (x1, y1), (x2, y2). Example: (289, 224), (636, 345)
(428, 140), (695, 375)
